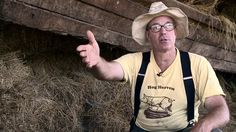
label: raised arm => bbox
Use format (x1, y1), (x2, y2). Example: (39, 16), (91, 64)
(76, 30), (124, 81)
(191, 95), (230, 132)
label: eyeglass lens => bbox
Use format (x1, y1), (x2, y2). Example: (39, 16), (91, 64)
(149, 23), (175, 32)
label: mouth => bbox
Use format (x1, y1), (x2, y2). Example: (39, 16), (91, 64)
(160, 38), (168, 42)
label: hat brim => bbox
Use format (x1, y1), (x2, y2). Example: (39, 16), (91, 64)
(132, 7), (189, 46)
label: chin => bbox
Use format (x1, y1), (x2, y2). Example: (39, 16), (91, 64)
(155, 46), (174, 52)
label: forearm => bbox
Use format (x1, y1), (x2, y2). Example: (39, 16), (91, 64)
(91, 57), (123, 81)
(196, 104), (229, 130)
(192, 96), (230, 132)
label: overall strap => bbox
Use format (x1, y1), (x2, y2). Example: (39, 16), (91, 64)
(130, 51), (150, 131)
(180, 51), (195, 127)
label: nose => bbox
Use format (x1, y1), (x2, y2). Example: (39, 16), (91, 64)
(159, 27), (167, 34)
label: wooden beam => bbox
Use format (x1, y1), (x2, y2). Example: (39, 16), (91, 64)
(0, 0), (149, 52)
(80, 0), (108, 9)
(16, 0), (133, 36)
(176, 38), (194, 52)
(158, 35), (236, 73)
(81, 0), (147, 19)
(177, 38), (236, 73)
(207, 58), (236, 74)
(2, 0), (235, 52)
(0, 0), (6, 18)
(189, 41), (236, 63)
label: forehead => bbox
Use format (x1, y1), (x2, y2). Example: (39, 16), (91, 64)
(149, 16), (174, 25)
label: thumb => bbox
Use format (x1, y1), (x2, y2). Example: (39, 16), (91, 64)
(86, 30), (100, 55)
(87, 30), (97, 45)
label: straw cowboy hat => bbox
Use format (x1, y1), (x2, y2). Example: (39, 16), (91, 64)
(132, 2), (189, 46)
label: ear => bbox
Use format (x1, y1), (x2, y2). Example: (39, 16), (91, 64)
(145, 30), (150, 42)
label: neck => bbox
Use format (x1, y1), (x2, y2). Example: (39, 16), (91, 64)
(153, 48), (177, 72)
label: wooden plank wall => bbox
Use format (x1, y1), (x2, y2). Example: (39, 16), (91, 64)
(0, 0), (150, 51)
(0, 0), (235, 73)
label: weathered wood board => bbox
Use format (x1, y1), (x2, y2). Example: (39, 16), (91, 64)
(0, 0), (235, 73)
(0, 0), (150, 51)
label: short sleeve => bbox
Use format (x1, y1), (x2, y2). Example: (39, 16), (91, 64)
(114, 52), (142, 84)
(193, 56), (225, 104)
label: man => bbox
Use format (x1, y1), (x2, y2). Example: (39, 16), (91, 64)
(77, 2), (229, 132)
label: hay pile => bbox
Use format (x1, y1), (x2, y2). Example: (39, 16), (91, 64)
(0, 22), (132, 131)
(0, 51), (132, 131)
(0, 52), (84, 131)
(2, 43), (235, 131)
(0, 52), (31, 130)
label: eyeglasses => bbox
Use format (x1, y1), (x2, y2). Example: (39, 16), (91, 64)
(147, 22), (175, 33)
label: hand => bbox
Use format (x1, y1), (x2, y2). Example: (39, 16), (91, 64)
(77, 30), (100, 68)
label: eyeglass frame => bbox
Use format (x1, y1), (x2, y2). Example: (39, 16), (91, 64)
(146, 22), (176, 33)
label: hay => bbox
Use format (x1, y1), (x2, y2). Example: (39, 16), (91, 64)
(184, 0), (236, 50)
(0, 52), (30, 89)
(25, 50), (132, 131)
(0, 51), (87, 131)
(0, 23), (133, 131)
(218, 15), (236, 50)
(84, 80), (131, 131)
(217, 72), (236, 95)
(0, 52), (31, 130)
(0, 48), (132, 131)
(1, 49), (235, 131)
(9, 74), (88, 132)
(185, 0), (220, 14)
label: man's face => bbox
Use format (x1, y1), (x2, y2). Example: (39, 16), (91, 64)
(146, 16), (176, 52)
